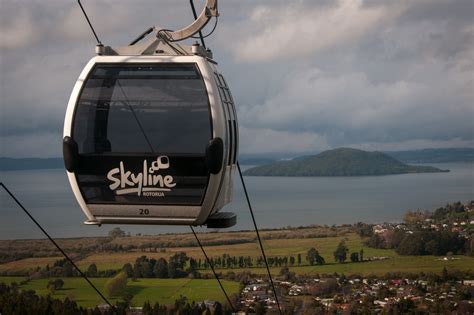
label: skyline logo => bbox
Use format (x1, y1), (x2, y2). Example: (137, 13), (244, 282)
(107, 156), (176, 196)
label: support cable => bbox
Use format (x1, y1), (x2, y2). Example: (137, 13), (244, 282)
(236, 162), (282, 314)
(77, 0), (102, 44)
(189, 0), (206, 48)
(0, 183), (115, 310)
(190, 226), (236, 312)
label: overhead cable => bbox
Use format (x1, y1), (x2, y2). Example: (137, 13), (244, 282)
(237, 162), (283, 314)
(77, 0), (102, 44)
(0, 183), (115, 310)
(190, 226), (236, 312)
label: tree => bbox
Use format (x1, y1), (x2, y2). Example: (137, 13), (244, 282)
(354, 222), (374, 237)
(62, 261), (74, 277)
(289, 256), (295, 266)
(108, 227), (126, 238)
(47, 279), (64, 294)
(154, 258), (169, 278)
(396, 233), (425, 255)
(168, 261), (180, 279)
(254, 301), (266, 315)
(364, 233), (385, 249)
(307, 248), (325, 265)
(359, 249), (364, 262)
(142, 301), (152, 315)
(442, 266), (449, 281)
(168, 252), (189, 278)
(87, 263), (98, 277)
(169, 252), (189, 270)
(279, 267), (296, 281)
(0, 284), (84, 314)
(333, 241), (348, 263)
(141, 262), (153, 278)
(104, 271), (128, 297)
(187, 258), (198, 276)
(122, 263), (133, 277)
(388, 298), (416, 313)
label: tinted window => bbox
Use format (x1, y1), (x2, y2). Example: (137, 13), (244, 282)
(72, 63), (211, 206)
(73, 64), (211, 155)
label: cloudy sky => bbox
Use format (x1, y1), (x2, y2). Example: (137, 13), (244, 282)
(1, 0), (473, 158)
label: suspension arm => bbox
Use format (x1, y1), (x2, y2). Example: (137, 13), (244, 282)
(160, 0), (218, 41)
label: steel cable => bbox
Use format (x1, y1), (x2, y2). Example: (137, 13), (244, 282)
(190, 226), (236, 312)
(0, 183), (115, 310)
(237, 162), (283, 314)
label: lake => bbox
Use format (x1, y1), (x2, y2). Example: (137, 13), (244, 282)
(0, 162), (473, 239)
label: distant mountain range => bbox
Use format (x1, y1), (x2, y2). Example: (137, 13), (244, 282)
(243, 148), (449, 176)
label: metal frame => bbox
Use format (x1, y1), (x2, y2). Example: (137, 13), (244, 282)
(159, 0), (218, 42)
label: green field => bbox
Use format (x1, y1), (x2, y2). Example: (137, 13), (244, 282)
(2, 231), (473, 308)
(3, 233), (474, 277)
(210, 254), (474, 276)
(76, 234), (402, 272)
(0, 277), (240, 308)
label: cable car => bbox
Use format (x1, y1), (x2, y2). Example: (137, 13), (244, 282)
(63, 3), (238, 228)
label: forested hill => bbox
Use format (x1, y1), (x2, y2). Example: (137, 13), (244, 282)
(243, 148), (448, 176)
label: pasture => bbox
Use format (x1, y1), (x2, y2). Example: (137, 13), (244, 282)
(2, 233), (473, 276)
(0, 277), (240, 308)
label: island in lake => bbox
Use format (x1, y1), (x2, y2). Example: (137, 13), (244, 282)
(243, 148), (449, 176)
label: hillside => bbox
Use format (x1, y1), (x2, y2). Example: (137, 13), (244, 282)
(243, 148), (448, 176)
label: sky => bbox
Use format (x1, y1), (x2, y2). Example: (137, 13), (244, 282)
(1, 0), (473, 158)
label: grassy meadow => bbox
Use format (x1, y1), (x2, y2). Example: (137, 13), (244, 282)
(0, 276), (240, 308)
(2, 233), (473, 276)
(1, 231), (473, 307)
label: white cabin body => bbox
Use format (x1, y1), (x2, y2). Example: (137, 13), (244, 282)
(63, 42), (238, 227)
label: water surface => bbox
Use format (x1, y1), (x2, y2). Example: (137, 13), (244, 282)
(0, 162), (472, 239)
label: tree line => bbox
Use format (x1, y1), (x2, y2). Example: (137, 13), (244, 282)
(364, 229), (468, 256)
(17, 242), (365, 281)
(119, 249), (330, 280)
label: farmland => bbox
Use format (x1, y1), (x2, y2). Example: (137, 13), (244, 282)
(0, 277), (240, 308)
(1, 226), (473, 309)
(1, 232), (473, 276)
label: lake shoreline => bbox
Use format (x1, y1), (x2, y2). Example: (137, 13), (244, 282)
(1, 162), (472, 239)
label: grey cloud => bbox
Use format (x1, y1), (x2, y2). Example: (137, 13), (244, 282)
(0, 0), (472, 157)
(398, 0), (474, 23)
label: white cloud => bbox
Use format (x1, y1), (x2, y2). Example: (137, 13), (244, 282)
(239, 127), (329, 154)
(230, 0), (401, 62)
(0, 9), (36, 49)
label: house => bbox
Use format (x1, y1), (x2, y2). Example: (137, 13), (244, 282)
(463, 280), (474, 286)
(203, 300), (219, 308)
(374, 300), (387, 307)
(126, 307), (143, 315)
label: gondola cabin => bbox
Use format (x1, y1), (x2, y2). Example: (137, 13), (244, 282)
(63, 40), (238, 228)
